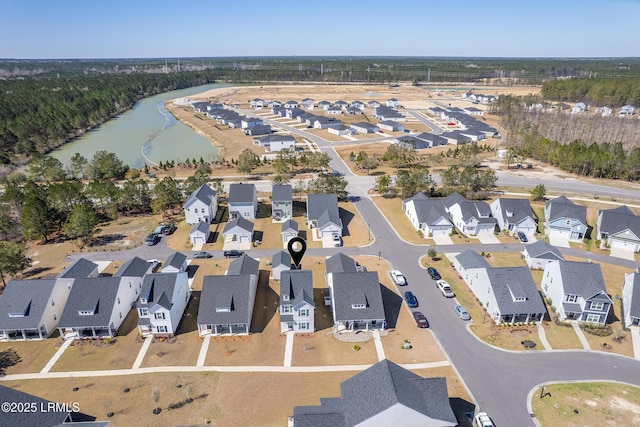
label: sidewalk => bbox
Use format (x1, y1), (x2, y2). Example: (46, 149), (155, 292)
(40, 339), (73, 373)
(570, 321), (591, 350)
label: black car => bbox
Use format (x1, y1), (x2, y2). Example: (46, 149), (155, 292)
(161, 223), (177, 235)
(517, 231), (528, 243)
(193, 251), (212, 259)
(224, 250), (244, 258)
(404, 291), (419, 308)
(427, 267), (441, 280)
(145, 233), (160, 246)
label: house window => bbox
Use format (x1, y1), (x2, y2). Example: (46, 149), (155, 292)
(157, 325), (167, 333)
(139, 308), (148, 316)
(351, 304), (366, 309)
(566, 220), (571, 225)
(51, 299), (55, 307)
(283, 295), (290, 301)
(299, 322), (309, 330)
(590, 301), (604, 311)
(117, 297), (121, 304)
(53, 314), (57, 321)
(119, 312), (122, 319)
(565, 294), (578, 303)
(281, 305), (292, 314)
(299, 309), (309, 317)
(155, 312), (165, 320)
(586, 314), (600, 323)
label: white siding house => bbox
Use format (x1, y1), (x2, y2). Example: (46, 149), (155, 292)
(279, 270), (315, 333)
(137, 272), (190, 336)
(228, 183), (258, 220)
(184, 184), (217, 225)
(401, 193), (452, 236)
(544, 196), (587, 242)
(622, 272), (640, 327)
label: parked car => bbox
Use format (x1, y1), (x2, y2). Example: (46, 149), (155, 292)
(332, 233), (342, 247)
(517, 231), (528, 242)
(474, 412), (495, 427)
(412, 311), (429, 328)
(161, 223), (177, 235)
(427, 267), (441, 280)
(193, 251), (212, 259)
(453, 304), (471, 320)
(224, 250), (244, 258)
(147, 259), (160, 271)
(390, 270), (407, 286)
(145, 233), (160, 246)
(436, 280), (455, 298)
(404, 291), (419, 308)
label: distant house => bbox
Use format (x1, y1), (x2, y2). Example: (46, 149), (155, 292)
(622, 272), (640, 327)
(228, 183), (258, 220)
(620, 105), (636, 116)
(326, 107), (343, 115)
(254, 134), (296, 152)
(572, 102), (588, 114)
(136, 272), (190, 336)
(318, 100), (332, 109)
(301, 98), (315, 109)
(271, 250), (291, 280)
(292, 360), (457, 427)
(402, 193), (452, 236)
(544, 196), (587, 242)
(490, 198), (537, 236)
(334, 100), (348, 109)
(541, 260), (612, 325)
(57, 257), (100, 281)
(222, 216), (254, 244)
(281, 220), (299, 246)
(444, 192), (497, 236)
(243, 124), (272, 136)
(328, 125), (352, 136)
(184, 184), (217, 225)
(377, 120), (405, 132)
(286, 108), (305, 120)
(271, 106), (286, 116)
(268, 100), (282, 108)
(386, 98), (401, 108)
(241, 117), (264, 129)
(189, 221), (210, 245)
(597, 106), (613, 117)
(463, 106), (484, 115)
(350, 100), (365, 110)
(409, 132), (447, 148)
(250, 98), (264, 108)
(375, 107), (406, 122)
(307, 194), (343, 239)
(454, 250), (546, 324)
(345, 107), (361, 115)
(279, 270), (315, 333)
(523, 240), (564, 270)
(350, 122), (379, 134)
(367, 100), (381, 108)
(272, 184), (293, 221)
(161, 252), (188, 273)
(284, 100), (299, 109)
(597, 205), (640, 253)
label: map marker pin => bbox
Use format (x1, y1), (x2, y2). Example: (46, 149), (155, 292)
(287, 237), (307, 269)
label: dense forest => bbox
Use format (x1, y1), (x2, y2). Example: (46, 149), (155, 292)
(541, 77), (640, 106)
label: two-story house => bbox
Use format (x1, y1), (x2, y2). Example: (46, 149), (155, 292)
(279, 270), (315, 333)
(622, 272), (640, 328)
(184, 184), (218, 225)
(228, 183), (258, 220)
(137, 272), (190, 337)
(401, 192), (452, 236)
(490, 198), (537, 236)
(444, 192), (497, 236)
(544, 196), (587, 242)
(541, 260), (612, 325)
(272, 184), (293, 221)
(597, 205), (640, 253)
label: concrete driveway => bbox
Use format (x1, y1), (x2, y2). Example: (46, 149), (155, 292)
(432, 235), (453, 245)
(548, 234), (570, 248)
(477, 234), (500, 244)
(610, 246), (636, 260)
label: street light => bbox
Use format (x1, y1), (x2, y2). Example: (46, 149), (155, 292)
(368, 223), (371, 241)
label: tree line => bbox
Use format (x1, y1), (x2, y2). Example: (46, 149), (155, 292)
(541, 77), (640, 107)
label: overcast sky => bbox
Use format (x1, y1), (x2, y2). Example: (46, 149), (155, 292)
(3, 0), (639, 58)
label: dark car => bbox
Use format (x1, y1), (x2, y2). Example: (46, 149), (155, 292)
(517, 231), (528, 243)
(193, 251), (212, 259)
(145, 233), (160, 246)
(404, 291), (419, 308)
(224, 250), (244, 258)
(412, 311), (429, 328)
(161, 223), (177, 235)
(427, 267), (441, 280)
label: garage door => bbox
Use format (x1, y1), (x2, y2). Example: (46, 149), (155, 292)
(431, 227), (450, 236)
(191, 237), (203, 245)
(611, 239), (630, 250)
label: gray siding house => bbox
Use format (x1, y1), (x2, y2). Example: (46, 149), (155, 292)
(307, 194), (343, 239)
(272, 184), (293, 221)
(545, 196), (587, 242)
(279, 270), (315, 333)
(523, 240), (564, 270)
(228, 183), (258, 220)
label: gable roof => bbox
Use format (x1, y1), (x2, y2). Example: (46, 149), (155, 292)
(162, 252), (187, 271)
(0, 384), (72, 426)
(546, 196), (587, 224)
(525, 240), (564, 261)
(58, 277), (121, 328)
(184, 184), (216, 209)
(626, 273), (640, 318)
(456, 250), (491, 270)
(282, 219), (299, 233)
(113, 257), (150, 278)
(191, 221), (210, 235)
(138, 273), (181, 310)
(307, 194), (342, 229)
(325, 253), (358, 274)
(404, 195), (451, 227)
(556, 261), (610, 300)
(197, 275), (255, 326)
(0, 279), (57, 330)
(331, 271), (385, 323)
(280, 270), (315, 308)
(57, 257), (98, 279)
(486, 267), (547, 315)
(599, 205), (640, 237)
(272, 251), (292, 268)
(228, 254), (259, 276)
(494, 198), (534, 224)
(223, 216), (254, 234)
(272, 184), (293, 201)
(229, 183), (256, 204)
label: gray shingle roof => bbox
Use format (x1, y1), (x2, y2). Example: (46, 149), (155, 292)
(405, 197), (451, 227)
(280, 270), (314, 308)
(495, 198), (535, 225)
(557, 261), (609, 300)
(525, 240), (564, 261)
(546, 196), (586, 224)
(599, 205), (640, 237)
(272, 184), (292, 202)
(325, 253), (358, 274)
(486, 267), (547, 316)
(197, 275), (255, 326)
(331, 272), (385, 323)
(341, 360), (456, 426)
(293, 398), (345, 427)
(0, 384), (71, 426)
(57, 257), (98, 279)
(628, 273), (640, 318)
(307, 194), (342, 229)
(281, 219), (299, 233)
(138, 273), (179, 310)
(191, 221), (210, 235)
(223, 216), (254, 234)
(228, 254), (259, 276)
(456, 250), (491, 270)
(58, 277), (121, 328)
(0, 279), (56, 330)
(272, 251), (292, 268)
(113, 257), (151, 278)
(163, 252), (187, 271)
(229, 183), (256, 203)
(184, 184), (216, 209)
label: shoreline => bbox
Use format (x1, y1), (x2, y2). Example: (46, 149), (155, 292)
(164, 101), (227, 159)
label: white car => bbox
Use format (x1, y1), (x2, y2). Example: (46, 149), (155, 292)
(332, 233), (342, 247)
(390, 270), (407, 286)
(436, 280), (455, 298)
(474, 412), (495, 427)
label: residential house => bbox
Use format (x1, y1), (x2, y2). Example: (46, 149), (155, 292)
(284, 100), (299, 109)
(286, 108), (305, 120)
(250, 98), (264, 108)
(386, 98), (401, 108)
(444, 192), (497, 236)
(57, 257), (100, 281)
(402, 193), (452, 236)
(350, 100), (365, 110)
(334, 100), (348, 109)
(325, 253), (384, 332)
(228, 183), (258, 220)
(544, 196), (587, 242)
(243, 124), (272, 136)
(326, 107), (343, 115)
(463, 106), (484, 115)
(490, 198), (537, 236)
(318, 100), (332, 109)
(189, 221), (210, 245)
(622, 272), (640, 327)
(377, 120), (405, 132)
(350, 122), (379, 134)
(454, 250), (546, 324)
(541, 260), (612, 324)
(620, 105), (636, 116)
(271, 250), (291, 280)
(136, 272), (190, 336)
(597, 106), (613, 117)
(241, 117), (264, 129)
(367, 100), (381, 108)
(523, 240), (564, 270)
(281, 220), (299, 246)
(345, 107), (361, 115)
(572, 102), (588, 114)
(197, 255), (259, 335)
(161, 251), (188, 273)
(328, 125), (352, 136)
(374, 107), (406, 122)
(268, 100), (282, 108)
(291, 359), (457, 427)
(307, 194), (343, 239)
(597, 205), (640, 252)
(271, 106), (286, 116)
(184, 184), (217, 225)
(279, 270), (315, 333)
(272, 184), (293, 221)
(409, 132), (447, 148)
(301, 98), (315, 109)
(254, 134), (296, 152)
(222, 216), (254, 244)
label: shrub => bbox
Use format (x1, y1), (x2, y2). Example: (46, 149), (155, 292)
(352, 345), (361, 352)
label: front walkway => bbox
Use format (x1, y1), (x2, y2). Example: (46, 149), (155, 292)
(631, 327), (640, 360)
(283, 332), (294, 367)
(372, 330), (386, 361)
(536, 323), (552, 350)
(40, 338), (73, 373)
(196, 335), (211, 367)
(132, 336), (153, 369)
(570, 321), (591, 350)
